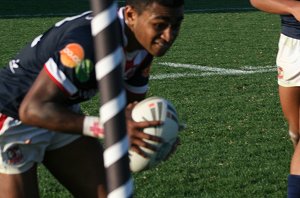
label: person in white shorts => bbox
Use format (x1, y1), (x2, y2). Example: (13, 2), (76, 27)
(250, 0), (300, 197)
(0, 0), (184, 197)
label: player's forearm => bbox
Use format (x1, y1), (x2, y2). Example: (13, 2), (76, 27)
(19, 101), (104, 138)
(40, 104), (84, 134)
(19, 101), (84, 134)
(250, 0), (299, 15)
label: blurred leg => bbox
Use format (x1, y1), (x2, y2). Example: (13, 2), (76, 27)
(43, 136), (107, 198)
(279, 86), (300, 147)
(0, 164), (39, 198)
(281, 86), (300, 197)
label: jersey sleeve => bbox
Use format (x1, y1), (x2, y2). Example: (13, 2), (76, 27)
(43, 26), (97, 97)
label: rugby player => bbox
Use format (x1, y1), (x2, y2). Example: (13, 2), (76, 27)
(250, 0), (300, 197)
(0, 0), (184, 197)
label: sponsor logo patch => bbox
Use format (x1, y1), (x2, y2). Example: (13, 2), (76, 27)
(0, 114), (8, 132)
(75, 59), (94, 82)
(60, 43), (84, 68)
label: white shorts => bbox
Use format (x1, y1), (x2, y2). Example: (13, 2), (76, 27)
(277, 34), (300, 87)
(0, 112), (80, 174)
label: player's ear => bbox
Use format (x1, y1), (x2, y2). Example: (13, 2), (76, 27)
(124, 5), (137, 28)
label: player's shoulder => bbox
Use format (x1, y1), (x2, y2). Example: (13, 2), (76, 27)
(54, 11), (93, 28)
(49, 12), (94, 52)
(50, 11), (93, 41)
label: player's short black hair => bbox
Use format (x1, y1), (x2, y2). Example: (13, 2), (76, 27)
(126, 0), (184, 14)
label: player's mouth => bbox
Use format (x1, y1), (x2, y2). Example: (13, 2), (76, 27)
(155, 41), (170, 49)
(150, 39), (172, 56)
(153, 40), (171, 54)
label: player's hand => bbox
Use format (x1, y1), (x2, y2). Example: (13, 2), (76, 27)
(125, 102), (163, 158)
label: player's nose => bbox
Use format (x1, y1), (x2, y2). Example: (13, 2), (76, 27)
(161, 27), (177, 43)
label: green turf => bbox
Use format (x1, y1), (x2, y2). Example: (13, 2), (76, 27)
(0, 4), (293, 198)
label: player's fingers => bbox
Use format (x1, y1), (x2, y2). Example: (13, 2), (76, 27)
(126, 104), (134, 117)
(137, 131), (163, 143)
(126, 101), (139, 111)
(131, 138), (159, 152)
(134, 120), (163, 128)
(126, 103), (134, 110)
(130, 146), (147, 158)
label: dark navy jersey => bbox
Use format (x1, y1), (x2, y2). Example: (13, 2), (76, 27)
(0, 8), (153, 119)
(281, 14), (300, 39)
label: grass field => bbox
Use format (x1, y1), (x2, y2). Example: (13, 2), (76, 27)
(0, 1), (293, 198)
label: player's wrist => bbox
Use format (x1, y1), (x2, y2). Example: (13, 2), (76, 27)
(83, 116), (104, 139)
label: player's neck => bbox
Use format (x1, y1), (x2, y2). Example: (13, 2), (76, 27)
(124, 24), (143, 52)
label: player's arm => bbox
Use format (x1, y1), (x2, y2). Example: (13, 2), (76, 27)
(250, 0), (300, 18)
(19, 67), (161, 156)
(19, 68), (84, 135)
(123, 60), (166, 154)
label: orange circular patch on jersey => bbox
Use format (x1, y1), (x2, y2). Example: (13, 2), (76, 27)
(60, 43), (84, 68)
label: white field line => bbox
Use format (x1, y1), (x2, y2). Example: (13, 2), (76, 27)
(150, 62), (276, 80)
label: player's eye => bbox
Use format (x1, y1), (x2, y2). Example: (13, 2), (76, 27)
(153, 23), (169, 31)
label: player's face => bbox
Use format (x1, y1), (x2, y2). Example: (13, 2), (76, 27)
(125, 3), (184, 57)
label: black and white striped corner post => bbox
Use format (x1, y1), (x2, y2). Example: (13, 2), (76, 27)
(90, 0), (133, 197)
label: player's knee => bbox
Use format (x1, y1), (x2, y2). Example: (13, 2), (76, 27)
(289, 131), (299, 147)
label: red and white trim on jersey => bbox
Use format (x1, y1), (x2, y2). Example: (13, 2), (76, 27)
(124, 83), (148, 94)
(0, 114), (19, 135)
(124, 51), (148, 76)
(118, 7), (128, 47)
(0, 114), (8, 132)
(44, 58), (78, 95)
(130, 51), (148, 64)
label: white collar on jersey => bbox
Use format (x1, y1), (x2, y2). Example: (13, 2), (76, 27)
(118, 7), (141, 60)
(118, 7), (128, 47)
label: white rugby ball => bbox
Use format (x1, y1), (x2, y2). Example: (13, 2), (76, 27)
(129, 96), (179, 172)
